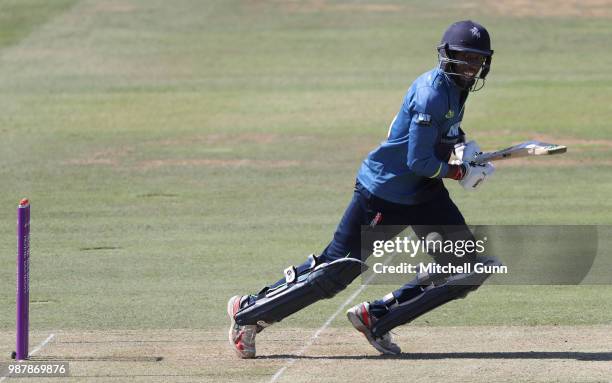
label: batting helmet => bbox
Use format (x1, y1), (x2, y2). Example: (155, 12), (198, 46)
(437, 20), (493, 91)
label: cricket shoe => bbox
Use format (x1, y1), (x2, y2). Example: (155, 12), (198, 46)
(347, 302), (401, 355)
(227, 295), (259, 359)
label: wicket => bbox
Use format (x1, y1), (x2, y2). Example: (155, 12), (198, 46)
(13, 198), (30, 360)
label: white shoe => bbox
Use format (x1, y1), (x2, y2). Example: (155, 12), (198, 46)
(347, 302), (401, 355)
(227, 295), (258, 358)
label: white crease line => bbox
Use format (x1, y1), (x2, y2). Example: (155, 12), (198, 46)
(269, 233), (411, 383)
(29, 333), (55, 357)
(269, 282), (368, 383)
(0, 333), (55, 383)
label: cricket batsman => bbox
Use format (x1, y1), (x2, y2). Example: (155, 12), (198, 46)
(227, 20), (501, 357)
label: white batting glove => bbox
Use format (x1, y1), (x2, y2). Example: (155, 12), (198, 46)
(454, 140), (482, 162)
(459, 161), (495, 191)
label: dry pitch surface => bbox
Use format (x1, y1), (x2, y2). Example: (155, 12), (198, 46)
(1, 326), (611, 382)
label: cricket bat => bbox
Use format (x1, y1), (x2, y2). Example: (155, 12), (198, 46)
(472, 140), (567, 164)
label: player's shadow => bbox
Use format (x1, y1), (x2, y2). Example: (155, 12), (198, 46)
(262, 351), (612, 361)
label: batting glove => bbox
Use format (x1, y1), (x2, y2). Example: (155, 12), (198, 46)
(458, 161), (495, 191)
(454, 140), (482, 162)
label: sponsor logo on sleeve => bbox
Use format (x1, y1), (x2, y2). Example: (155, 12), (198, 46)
(416, 113), (432, 126)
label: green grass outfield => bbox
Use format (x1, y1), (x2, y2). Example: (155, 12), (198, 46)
(1, 0), (611, 338)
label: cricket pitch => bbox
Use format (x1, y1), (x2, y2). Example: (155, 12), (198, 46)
(1, 326), (611, 382)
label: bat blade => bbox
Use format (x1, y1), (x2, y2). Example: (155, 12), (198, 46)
(473, 140), (567, 164)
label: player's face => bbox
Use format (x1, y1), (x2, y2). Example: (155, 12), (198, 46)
(453, 51), (486, 79)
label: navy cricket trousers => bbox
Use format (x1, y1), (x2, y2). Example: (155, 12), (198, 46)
(266, 180), (470, 304)
(318, 180), (467, 263)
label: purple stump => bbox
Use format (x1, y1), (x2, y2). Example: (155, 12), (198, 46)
(16, 198), (30, 360)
